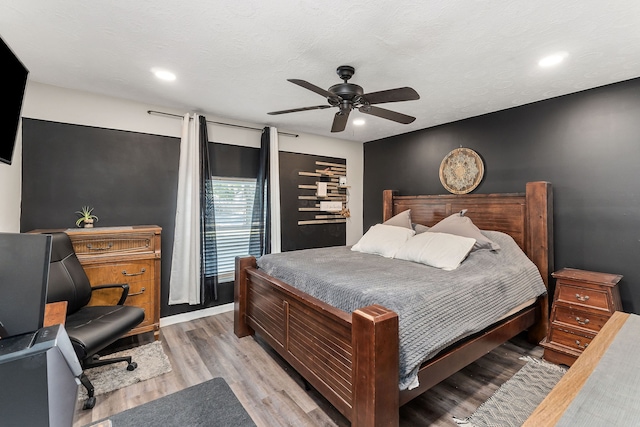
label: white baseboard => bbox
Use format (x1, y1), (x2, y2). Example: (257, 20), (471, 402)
(159, 302), (234, 327)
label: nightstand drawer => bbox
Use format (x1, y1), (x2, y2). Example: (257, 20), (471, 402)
(556, 283), (610, 310)
(553, 305), (609, 332)
(548, 327), (595, 352)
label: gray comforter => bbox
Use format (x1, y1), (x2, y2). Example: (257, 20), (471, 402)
(256, 231), (547, 390)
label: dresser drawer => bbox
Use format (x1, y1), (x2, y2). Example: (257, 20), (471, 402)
(84, 260), (155, 285)
(87, 278), (153, 307)
(122, 279), (154, 307)
(556, 283), (610, 311)
(547, 326), (595, 352)
(85, 260), (154, 308)
(72, 232), (157, 257)
(553, 305), (610, 333)
(134, 301), (155, 329)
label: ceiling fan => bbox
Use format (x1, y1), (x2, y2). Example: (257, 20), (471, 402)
(267, 65), (420, 133)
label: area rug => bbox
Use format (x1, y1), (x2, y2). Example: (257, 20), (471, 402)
(102, 377), (256, 427)
(454, 357), (567, 427)
(78, 341), (172, 400)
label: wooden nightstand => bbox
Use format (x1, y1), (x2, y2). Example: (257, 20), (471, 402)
(540, 268), (623, 366)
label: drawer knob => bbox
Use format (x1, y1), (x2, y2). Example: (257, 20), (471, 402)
(122, 268), (146, 277)
(575, 316), (590, 325)
(575, 340), (589, 349)
(129, 287), (146, 297)
(87, 242), (113, 251)
(575, 293), (590, 302)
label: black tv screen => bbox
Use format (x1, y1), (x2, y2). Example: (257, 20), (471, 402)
(0, 233), (51, 339)
(0, 35), (29, 165)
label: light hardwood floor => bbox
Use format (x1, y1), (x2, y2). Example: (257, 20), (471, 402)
(73, 311), (543, 427)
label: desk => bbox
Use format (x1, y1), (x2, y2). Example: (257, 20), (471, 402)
(44, 301), (67, 327)
(524, 311), (633, 426)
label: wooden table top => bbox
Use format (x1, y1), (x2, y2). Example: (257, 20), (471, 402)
(44, 301), (67, 327)
(523, 310), (629, 426)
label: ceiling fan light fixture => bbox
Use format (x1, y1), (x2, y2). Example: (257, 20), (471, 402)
(538, 52), (568, 68)
(353, 118), (365, 126)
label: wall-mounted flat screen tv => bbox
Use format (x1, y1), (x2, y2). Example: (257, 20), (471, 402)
(0, 35), (29, 165)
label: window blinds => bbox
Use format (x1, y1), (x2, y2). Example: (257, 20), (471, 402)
(205, 177), (258, 281)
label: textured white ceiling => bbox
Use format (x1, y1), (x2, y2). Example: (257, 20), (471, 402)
(2, 1), (640, 142)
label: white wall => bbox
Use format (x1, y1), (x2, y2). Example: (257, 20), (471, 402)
(1, 82), (364, 243)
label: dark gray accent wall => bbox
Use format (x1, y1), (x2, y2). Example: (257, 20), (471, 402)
(21, 118), (259, 318)
(364, 77), (640, 313)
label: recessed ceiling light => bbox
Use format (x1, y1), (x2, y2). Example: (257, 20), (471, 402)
(152, 68), (176, 81)
(353, 118), (365, 126)
(538, 52), (568, 68)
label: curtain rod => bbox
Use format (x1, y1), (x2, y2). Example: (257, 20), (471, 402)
(147, 110), (299, 138)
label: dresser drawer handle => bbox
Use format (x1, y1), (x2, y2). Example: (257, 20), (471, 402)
(122, 268), (146, 277)
(575, 293), (590, 302)
(128, 287), (146, 296)
(86, 242), (113, 251)
(575, 340), (589, 349)
(575, 317), (590, 325)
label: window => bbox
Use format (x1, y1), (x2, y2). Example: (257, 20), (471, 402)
(205, 177), (258, 282)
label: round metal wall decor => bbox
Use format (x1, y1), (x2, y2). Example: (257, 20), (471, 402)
(439, 147), (484, 194)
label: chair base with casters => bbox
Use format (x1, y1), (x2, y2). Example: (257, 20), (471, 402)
(77, 353), (138, 410)
(45, 232), (146, 410)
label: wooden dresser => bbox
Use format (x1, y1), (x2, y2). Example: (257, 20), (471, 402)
(31, 225), (161, 339)
(540, 268), (623, 366)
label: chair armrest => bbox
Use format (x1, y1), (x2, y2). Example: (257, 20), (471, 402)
(91, 283), (130, 305)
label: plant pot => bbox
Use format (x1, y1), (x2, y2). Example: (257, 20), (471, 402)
(83, 219), (94, 228)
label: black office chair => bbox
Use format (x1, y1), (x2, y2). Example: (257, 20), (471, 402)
(45, 232), (145, 410)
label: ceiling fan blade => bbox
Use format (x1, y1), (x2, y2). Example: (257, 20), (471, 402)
(359, 105), (416, 124)
(267, 105), (332, 115)
(360, 87), (420, 105)
(288, 79), (340, 101)
(331, 110), (351, 132)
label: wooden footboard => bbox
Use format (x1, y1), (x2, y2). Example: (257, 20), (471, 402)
(234, 255), (399, 425)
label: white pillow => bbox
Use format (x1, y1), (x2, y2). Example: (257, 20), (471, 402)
(383, 209), (412, 229)
(351, 224), (416, 258)
(394, 231), (476, 270)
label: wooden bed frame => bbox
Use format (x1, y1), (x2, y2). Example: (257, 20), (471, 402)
(234, 181), (553, 426)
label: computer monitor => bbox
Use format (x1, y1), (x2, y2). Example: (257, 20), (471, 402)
(0, 233), (51, 338)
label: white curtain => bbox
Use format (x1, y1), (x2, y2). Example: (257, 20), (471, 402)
(269, 127), (282, 254)
(169, 113), (202, 305)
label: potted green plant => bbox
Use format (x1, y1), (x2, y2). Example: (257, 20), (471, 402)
(75, 206), (99, 228)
